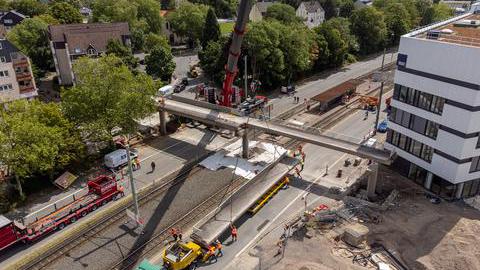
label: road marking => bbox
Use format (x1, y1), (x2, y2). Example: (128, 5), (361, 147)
(233, 152), (347, 260)
(140, 141), (185, 162)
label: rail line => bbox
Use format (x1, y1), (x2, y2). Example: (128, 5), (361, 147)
(23, 163), (205, 270)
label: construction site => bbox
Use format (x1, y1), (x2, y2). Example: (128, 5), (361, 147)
(2, 0), (480, 269)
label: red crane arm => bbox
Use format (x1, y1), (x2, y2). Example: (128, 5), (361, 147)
(221, 0), (253, 107)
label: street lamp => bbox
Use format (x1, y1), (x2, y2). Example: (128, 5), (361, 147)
(373, 47), (387, 136)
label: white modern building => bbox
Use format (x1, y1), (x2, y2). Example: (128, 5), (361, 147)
(385, 10), (480, 199)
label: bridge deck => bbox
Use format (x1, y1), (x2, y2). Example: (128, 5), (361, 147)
(160, 100), (393, 165)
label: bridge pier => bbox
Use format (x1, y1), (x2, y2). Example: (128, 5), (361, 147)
(367, 163), (379, 200)
(242, 129), (249, 159)
(159, 110), (167, 136)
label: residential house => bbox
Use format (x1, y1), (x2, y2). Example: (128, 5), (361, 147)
(249, 2), (275, 22)
(160, 10), (187, 45)
(296, 1), (325, 29)
(0, 10), (27, 38)
(0, 39), (37, 102)
(48, 22), (131, 85)
(386, 13), (480, 199)
(353, 0), (373, 9)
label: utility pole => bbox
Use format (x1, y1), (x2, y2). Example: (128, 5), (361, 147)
(125, 135), (141, 227)
(244, 55), (248, 99)
(373, 48), (386, 136)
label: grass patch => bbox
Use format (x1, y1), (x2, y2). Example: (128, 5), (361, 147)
(220, 22), (235, 35)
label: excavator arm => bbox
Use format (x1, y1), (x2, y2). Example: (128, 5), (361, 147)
(221, 0), (253, 107)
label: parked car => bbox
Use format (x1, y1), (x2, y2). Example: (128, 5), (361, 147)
(377, 120), (388, 133)
(174, 84), (186, 93)
(157, 85), (174, 97)
(281, 84), (295, 94)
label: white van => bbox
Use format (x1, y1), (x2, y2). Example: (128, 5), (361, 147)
(104, 149), (138, 169)
(157, 85), (174, 97)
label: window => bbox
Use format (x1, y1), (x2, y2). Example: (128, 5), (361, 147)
(87, 48), (96, 55)
(392, 84), (445, 115)
(387, 130), (434, 162)
(476, 135), (480, 149)
(3, 19), (12, 24)
(0, 56), (6, 63)
(390, 108), (439, 139)
(0, 83), (12, 91)
(470, 156), (480, 173)
(0, 70), (8, 77)
(0, 42), (2, 50)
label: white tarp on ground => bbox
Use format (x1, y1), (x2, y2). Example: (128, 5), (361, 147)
(199, 139), (286, 180)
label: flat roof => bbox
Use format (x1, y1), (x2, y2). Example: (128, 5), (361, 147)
(311, 79), (361, 103)
(0, 215), (12, 228)
(410, 13), (480, 48)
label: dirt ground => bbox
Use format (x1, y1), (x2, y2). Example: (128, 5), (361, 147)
(255, 171), (480, 270)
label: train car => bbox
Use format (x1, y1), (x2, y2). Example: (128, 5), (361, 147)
(0, 175), (124, 251)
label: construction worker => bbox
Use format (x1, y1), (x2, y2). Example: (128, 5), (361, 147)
(295, 167), (301, 178)
(300, 159), (305, 171)
(230, 224), (238, 241)
(215, 240), (223, 257)
(170, 227), (178, 241)
(135, 158), (141, 170)
(150, 161), (156, 173)
(177, 227), (183, 241)
(207, 245), (217, 263)
(284, 176), (290, 189)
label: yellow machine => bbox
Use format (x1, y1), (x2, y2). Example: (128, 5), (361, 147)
(162, 241), (205, 270)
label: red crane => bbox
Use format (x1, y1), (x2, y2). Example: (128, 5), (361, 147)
(220, 0), (253, 107)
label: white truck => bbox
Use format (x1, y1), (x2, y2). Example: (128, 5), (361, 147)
(104, 149), (138, 169)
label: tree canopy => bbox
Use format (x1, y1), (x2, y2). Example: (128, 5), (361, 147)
(7, 17), (54, 74)
(145, 46), (176, 81)
(167, 2), (209, 47)
(106, 39), (139, 71)
(48, 2), (83, 24)
(62, 55), (157, 142)
(265, 3), (299, 24)
(9, 0), (48, 17)
(0, 100), (83, 198)
(384, 2), (411, 44)
(320, 0), (338, 20)
(350, 7), (387, 54)
(201, 8), (221, 48)
(144, 33), (170, 53)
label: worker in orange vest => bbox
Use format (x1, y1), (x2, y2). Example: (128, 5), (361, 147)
(284, 176), (290, 189)
(215, 239), (223, 257)
(230, 224), (238, 241)
(207, 245), (217, 262)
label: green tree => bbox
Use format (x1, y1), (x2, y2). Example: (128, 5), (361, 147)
(167, 2), (209, 47)
(136, 0), (164, 34)
(36, 14), (60, 25)
(131, 28), (146, 52)
(62, 55), (157, 143)
(313, 33), (330, 69)
(280, 0), (303, 9)
(0, 100), (83, 199)
(49, 2), (83, 24)
(0, 0), (9, 10)
(7, 17), (54, 74)
(432, 3), (454, 21)
(145, 46), (176, 81)
(316, 24), (348, 67)
(384, 3), (411, 44)
(201, 8), (221, 48)
(265, 3), (299, 24)
(339, 0), (355, 17)
(322, 17), (358, 53)
(9, 0), (48, 17)
(350, 7), (387, 54)
(321, 0), (338, 20)
(198, 36), (228, 83)
(144, 33), (170, 53)
(106, 39), (139, 70)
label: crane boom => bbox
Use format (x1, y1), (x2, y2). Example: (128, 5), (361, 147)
(221, 0), (253, 107)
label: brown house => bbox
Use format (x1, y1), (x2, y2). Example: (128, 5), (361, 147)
(48, 22), (131, 85)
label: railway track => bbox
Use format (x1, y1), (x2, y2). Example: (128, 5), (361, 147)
(23, 163), (205, 270)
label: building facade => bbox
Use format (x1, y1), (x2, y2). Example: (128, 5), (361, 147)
(249, 2), (275, 22)
(0, 10), (26, 38)
(0, 39), (37, 102)
(48, 22), (131, 85)
(296, 1), (325, 29)
(386, 12), (480, 199)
